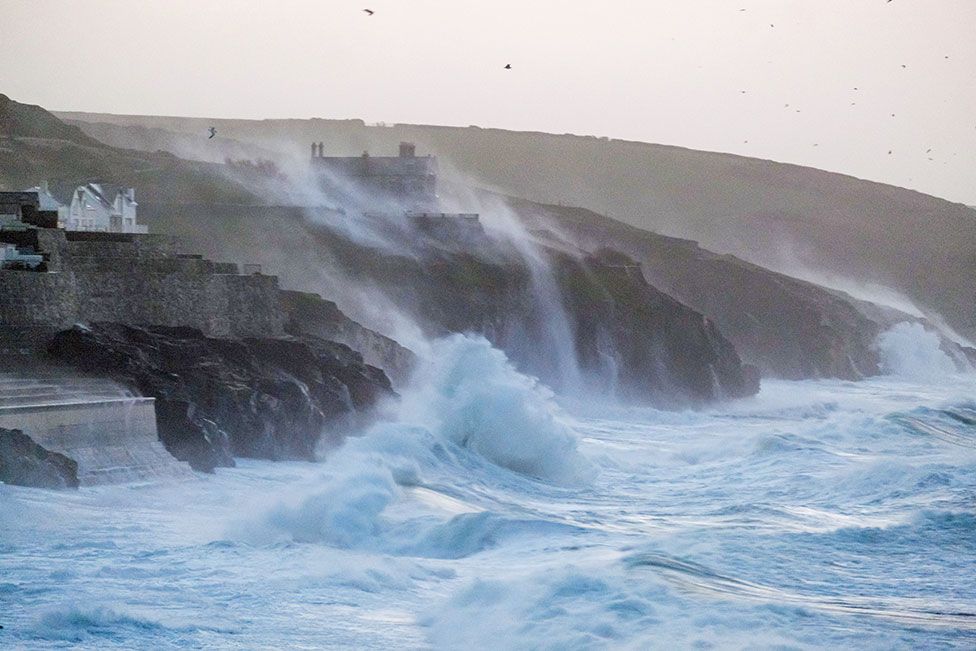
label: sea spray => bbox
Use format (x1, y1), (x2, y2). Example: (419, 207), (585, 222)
(232, 335), (593, 548)
(271, 150), (589, 397)
(876, 322), (959, 379)
(401, 335), (593, 484)
(446, 191), (586, 396)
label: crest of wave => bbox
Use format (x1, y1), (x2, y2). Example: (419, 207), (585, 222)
(232, 335), (593, 547)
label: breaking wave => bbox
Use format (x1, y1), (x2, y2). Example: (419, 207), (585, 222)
(233, 335), (593, 550)
(876, 322), (959, 379)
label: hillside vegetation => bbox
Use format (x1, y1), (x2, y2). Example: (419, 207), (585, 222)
(58, 108), (976, 340)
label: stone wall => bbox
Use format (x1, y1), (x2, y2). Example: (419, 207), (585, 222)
(0, 228), (284, 351)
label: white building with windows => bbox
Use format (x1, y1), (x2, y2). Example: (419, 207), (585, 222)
(64, 183), (146, 233)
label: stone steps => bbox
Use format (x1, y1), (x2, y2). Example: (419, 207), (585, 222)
(0, 367), (196, 485)
(0, 373), (129, 407)
(0, 392), (125, 407)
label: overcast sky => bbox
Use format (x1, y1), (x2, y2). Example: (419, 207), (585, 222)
(2, 0), (974, 204)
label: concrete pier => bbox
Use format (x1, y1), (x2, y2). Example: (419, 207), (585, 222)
(0, 370), (194, 485)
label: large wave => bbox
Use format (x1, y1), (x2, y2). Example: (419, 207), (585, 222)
(232, 335), (593, 549)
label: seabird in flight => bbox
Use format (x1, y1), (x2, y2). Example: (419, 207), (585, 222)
(208, 127), (216, 139)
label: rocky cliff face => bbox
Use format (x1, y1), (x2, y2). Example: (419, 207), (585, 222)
(60, 107), (976, 343)
(47, 323), (394, 472)
(301, 221), (757, 406)
(281, 290), (417, 388)
(555, 249), (759, 403)
(0, 428), (79, 489)
(507, 197), (972, 380)
(135, 203), (758, 406)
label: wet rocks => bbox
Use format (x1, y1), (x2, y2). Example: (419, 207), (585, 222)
(0, 427), (79, 489)
(47, 323), (393, 472)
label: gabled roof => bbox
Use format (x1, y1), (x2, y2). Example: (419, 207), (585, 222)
(24, 185), (65, 211)
(46, 181), (134, 206)
(72, 183), (135, 209)
(77, 183), (114, 210)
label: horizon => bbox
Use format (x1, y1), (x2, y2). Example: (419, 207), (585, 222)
(2, 0), (975, 206)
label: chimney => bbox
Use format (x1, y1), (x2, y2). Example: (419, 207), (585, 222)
(311, 142), (316, 159)
(399, 142), (416, 158)
(318, 142), (324, 157)
(41, 180), (49, 194)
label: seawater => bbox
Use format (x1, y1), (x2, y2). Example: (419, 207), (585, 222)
(1, 334), (975, 650)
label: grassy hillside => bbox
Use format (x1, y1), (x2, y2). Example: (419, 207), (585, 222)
(0, 95), (257, 204)
(59, 109), (976, 340)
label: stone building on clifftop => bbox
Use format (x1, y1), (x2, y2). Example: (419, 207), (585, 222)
(310, 141), (438, 211)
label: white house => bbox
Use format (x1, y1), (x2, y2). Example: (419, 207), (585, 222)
(64, 182), (146, 233)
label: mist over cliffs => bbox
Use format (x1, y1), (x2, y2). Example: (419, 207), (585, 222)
(55, 109), (976, 346)
(3, 93), (972, 406)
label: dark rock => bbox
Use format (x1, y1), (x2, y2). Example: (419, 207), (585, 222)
(301, 221), (757, 406)
(0, 428), (79, 489)
(281, 290), (417, 388)
(47, 323), (394, 472)
(556, 248), (759, 403)
(509, 198), (927, 380)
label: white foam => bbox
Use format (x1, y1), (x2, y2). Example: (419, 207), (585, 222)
(876, 322), (959, 380)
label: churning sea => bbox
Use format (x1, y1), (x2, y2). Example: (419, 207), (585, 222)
(1, 333), (975, 650)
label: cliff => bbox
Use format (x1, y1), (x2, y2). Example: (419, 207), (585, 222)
(47, 323), (393, 472)
(136, 203), (757, 406)
(506, 197), (976, 380)
(281, 290), (416, 388)
(58, 108), (976, 342)
(507, 198), (888, 379)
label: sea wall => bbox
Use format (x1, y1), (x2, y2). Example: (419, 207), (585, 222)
(0, 398), (195, 485)
(0, 229), (284, 354)
(0, 367), (197, 487)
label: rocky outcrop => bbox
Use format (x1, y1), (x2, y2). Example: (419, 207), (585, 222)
(298, 221), (757, 406)
(0, 428), (79, 489)
(47, 323), (394, 472)
(555, 249), (759, 403)
(135, 202), (758, 406)
(509, 198), (950, 380)
(62, 108), (976, 343)
(281, 290), (416, 387)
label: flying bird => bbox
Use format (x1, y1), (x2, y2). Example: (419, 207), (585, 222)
(504, 64), (512, 70)
(363, 8), (374, 16)
(208, 127), (216, 139)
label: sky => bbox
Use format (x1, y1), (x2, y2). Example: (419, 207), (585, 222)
(1, 0), (975, 205)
